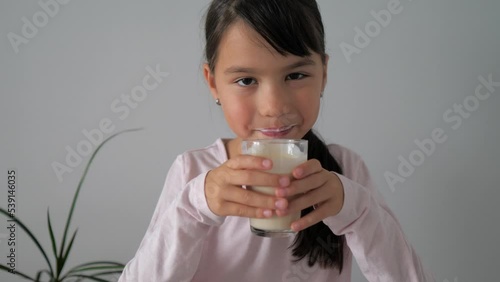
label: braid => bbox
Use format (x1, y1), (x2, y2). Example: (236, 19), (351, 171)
(290, 129), (346, 272)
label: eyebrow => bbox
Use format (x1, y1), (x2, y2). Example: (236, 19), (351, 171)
(223, 57), (316, 75)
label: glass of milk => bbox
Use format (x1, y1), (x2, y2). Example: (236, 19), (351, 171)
(241, 139), (308, 238)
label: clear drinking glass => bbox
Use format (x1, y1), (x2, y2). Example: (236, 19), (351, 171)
(241, 139), (308, 238)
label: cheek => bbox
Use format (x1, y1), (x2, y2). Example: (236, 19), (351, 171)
(223, 100), (253, 125)
(298, 95), (320, 118)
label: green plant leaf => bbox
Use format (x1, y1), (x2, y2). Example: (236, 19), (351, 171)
(35, 270), (44, 282)
(0, 264), (36, 281)
(57, 128), (142, 275)
(65, 274), (111, 282)
(34, 270), (41, 282)
(34, 269), (52, 282)
(47, 208), (60, 274)
(0, 128), (139, 282)
(71, 266), (123, 274)
(61, 261), (124, 280)
(69, 265), (123, 273)
(67, 261), (124, 273)
(67, 269), (123, 280)
(59, 228), (78, 279)
(87, 270), (124, 277)
(0, 208), (54, 277)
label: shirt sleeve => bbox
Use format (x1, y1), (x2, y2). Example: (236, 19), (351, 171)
(323, 153), (436, 282)
(118, 154), (225, 282)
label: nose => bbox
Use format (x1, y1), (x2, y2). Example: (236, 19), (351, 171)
(257, 83), (291, 117)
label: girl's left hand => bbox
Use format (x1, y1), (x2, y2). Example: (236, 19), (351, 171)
(274, 159), (345, 232)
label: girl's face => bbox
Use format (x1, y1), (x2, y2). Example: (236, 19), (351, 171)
(204, 20), (328, 145)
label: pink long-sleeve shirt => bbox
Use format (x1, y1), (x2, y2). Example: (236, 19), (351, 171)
(119, 138), (435, 282)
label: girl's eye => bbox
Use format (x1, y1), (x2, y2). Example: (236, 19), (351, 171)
(236, 78), (257, 86)
(286, 73), (306, 80)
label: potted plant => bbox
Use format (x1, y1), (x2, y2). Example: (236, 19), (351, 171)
(0, 129), (141, 282)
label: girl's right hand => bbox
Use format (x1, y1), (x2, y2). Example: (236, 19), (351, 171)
(205, 155), (289, 218)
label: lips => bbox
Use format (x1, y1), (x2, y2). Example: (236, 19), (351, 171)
(256, 124), (296, 137)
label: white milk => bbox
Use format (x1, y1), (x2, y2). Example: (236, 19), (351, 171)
(246, 142), (307, 232)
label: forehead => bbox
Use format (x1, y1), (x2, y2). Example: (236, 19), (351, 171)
(215, 20), (320, 73)
(220, 20), (277, 56)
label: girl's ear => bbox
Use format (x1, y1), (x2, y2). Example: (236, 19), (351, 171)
(321, 54), (329, 93)
(203, 63), (219, 100)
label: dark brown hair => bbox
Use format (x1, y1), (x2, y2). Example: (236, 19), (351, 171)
(204, 0), (345, 273)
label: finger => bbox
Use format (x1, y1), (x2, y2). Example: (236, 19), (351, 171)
(277, 170), (327, 197)
(223, 185), (281, 210)
(290, 202), (330, 232)
(225, 155), (273, 170)
(292, 159), (323, 179)
(221, 201), (274, 218)
(227, 169), (285, 188)
(286, 186), (328, 215)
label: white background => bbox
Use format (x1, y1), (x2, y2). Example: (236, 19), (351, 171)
(1, 0), (499, 281)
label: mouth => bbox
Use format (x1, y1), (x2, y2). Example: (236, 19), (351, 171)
(255, 124), (296, 138)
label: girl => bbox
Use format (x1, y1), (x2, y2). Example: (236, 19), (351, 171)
(119, 0), (435, 281)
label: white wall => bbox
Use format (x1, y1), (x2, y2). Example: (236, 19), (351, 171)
(1, 0), (498, 281)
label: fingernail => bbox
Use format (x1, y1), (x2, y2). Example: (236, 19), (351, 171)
(279, 177), (290, 187)
(263, 210), (272, 217)
(262, 159), (271, 168)
(276, 209), (288, 217)
(295, 168), (303, 178)
(291, 222), (301, 231)
(276, 188), (287, 197)
(275, 199), (287, 209)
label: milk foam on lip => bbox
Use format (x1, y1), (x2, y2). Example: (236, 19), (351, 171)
(256, 124), (296, 133)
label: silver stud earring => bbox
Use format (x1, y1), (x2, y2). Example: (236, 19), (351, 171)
(215, 98), (221, 106)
